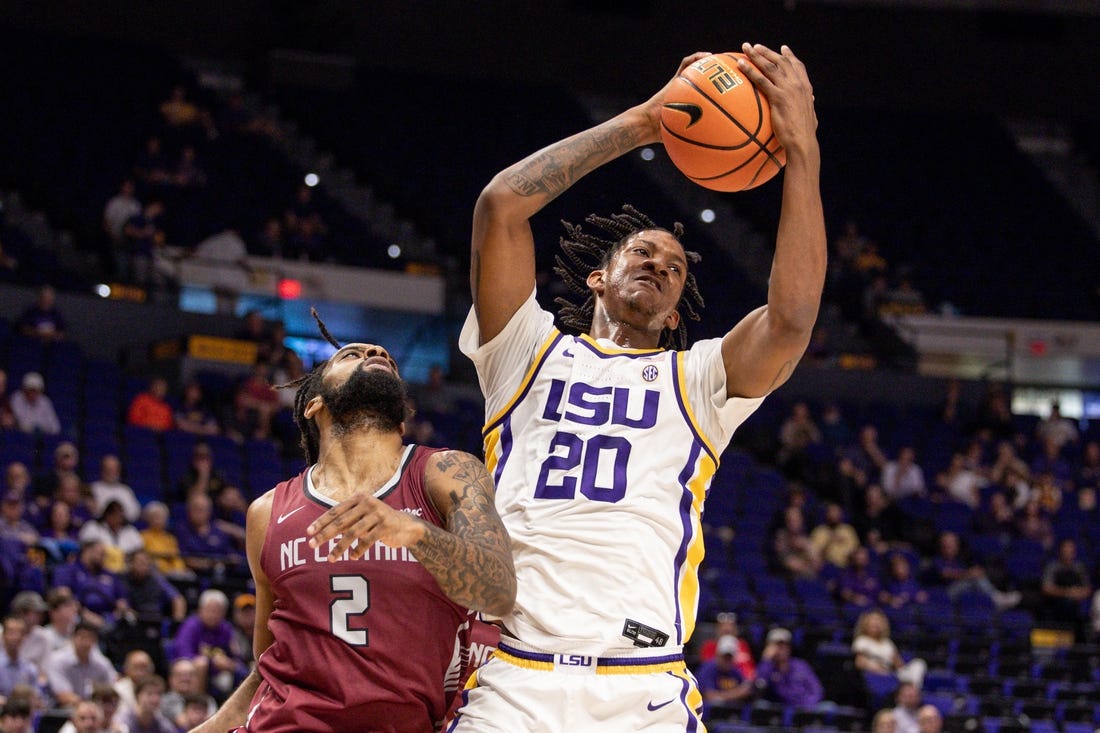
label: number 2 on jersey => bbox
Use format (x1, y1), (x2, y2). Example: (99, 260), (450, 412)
(533, 432), (631, 503)
(330, 575), (370, 646)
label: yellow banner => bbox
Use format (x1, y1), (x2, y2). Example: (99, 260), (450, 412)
(187, 335), (258, 365)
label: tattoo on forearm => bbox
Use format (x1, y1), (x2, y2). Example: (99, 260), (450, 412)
(504, 125), (639, 200)
(413, 453), (515, 613)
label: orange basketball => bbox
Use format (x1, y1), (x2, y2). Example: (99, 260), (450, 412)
(659, 52), (786, 192)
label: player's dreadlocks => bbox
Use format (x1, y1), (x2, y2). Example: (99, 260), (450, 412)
(274, 307), (341, 465)
(554, 204), (704, 350)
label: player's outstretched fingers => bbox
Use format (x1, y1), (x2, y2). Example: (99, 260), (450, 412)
(326, 514), (382, 561)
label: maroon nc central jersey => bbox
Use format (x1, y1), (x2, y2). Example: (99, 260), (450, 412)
(243, 444), (471, 733)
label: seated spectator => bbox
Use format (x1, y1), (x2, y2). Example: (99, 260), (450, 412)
(113, 650), (155, 722)
(971, 491), (1016, 543)
(841, 425), (888, 485)
(1035, 400), (1078, 452)
(18, 588), (80, 674)
(172, 146), (207, 189)
(696, 635), (754, 720)
(3, 462), (32, 499)
(934, 452), (988, 508)
(33, 442), (82, 507)
(0, 697), (33, 733)
(819, 402), (852, 454)
(891, 681), (923, 733)
(1040, 538), (1092, 628)
(126, 377), (174, 433)
(173, 381), (221, 437)
(753, 627), (824, 709)
(159, 85), (214, 139)
(232, 310), (268, 349)
(218, 91), (280, 141)
(52, 540), (130, 631)
(42, 621), (117, 707)
(0, 370), (16, 431)
(224, 363), (280, 442)
(1075, 440), (1100, 492)
(102, 179), (143, 259)
(852, 608), (926, 689)
(71, 684), (127, 733)
(837, 545), (881, 608)
(988, 441), (1031, 507)
(89, 456), (141, 523)
(881, 553), (927, 608)
(1030, 472), (1063, 516)
(122, 201), (167, 290)
(253, 217), (286, 258)
(855, 483), (908, 554)
(16, 285), (66, 343)
(38, 499), (81, 563)
(115, 550), (185, 670)
(697, 612), (756, 678)
(930, 532), (1020, 610)
(45, 472), (95, 534)
(8, 590), (47, 657)
(123, 676), (176, 733)
(133, 136), (172, 188)
(174, 493), (240, 575)
(174, 442), (229, 503)
(772, 506), (822, 580)
(171, 590), (247, 701)
(0, 490), (38, 550)
(411, 364), (458, 417)
(777, 401), (823, 482)
(881, 446), (926, 501)
(1030, 438), (1073, 490)
(159, 660), (215, 729)
(78, 501), (144, 573)
(0, 617), (38, 705)
(138, 502), (192, 580)
(212, 485), (247, 550)
(180, 692), (215, 730)
(975, 384), (1016, 442)
(811, 502), (861, 569)
(62, 699), (105, 733)
(10, 372), (60, 436)
(228, 594), (256, 671)
(1015, 495), (1055, 550)
(916, 704), (943, 733)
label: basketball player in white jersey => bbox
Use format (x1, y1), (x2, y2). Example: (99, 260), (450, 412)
(313, 42), (822, 732)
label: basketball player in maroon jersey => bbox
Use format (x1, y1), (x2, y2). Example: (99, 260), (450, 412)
(190, 314), (515, 733)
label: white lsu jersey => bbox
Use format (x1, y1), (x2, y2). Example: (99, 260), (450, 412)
(460, 292), (765, 656)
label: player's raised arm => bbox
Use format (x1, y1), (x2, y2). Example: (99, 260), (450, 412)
(188, 492), (275, 733)
(718, 43), (826, 400)
(471, 52), (712, 344)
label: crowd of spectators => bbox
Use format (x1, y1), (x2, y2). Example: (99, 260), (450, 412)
(0, 292), (479, 729)
(98, 82), (336, 298)
(690, 381), (1100, 728)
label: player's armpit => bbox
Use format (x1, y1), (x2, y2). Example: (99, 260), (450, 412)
(419, 451), (517, 616)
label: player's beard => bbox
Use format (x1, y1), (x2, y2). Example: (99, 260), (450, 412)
(320, 367), (407, 435)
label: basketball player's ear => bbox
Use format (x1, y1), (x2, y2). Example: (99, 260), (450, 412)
(586, 269), (607, 295)
(664, 308), (681, 332)
(303, 395), (324, 420)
